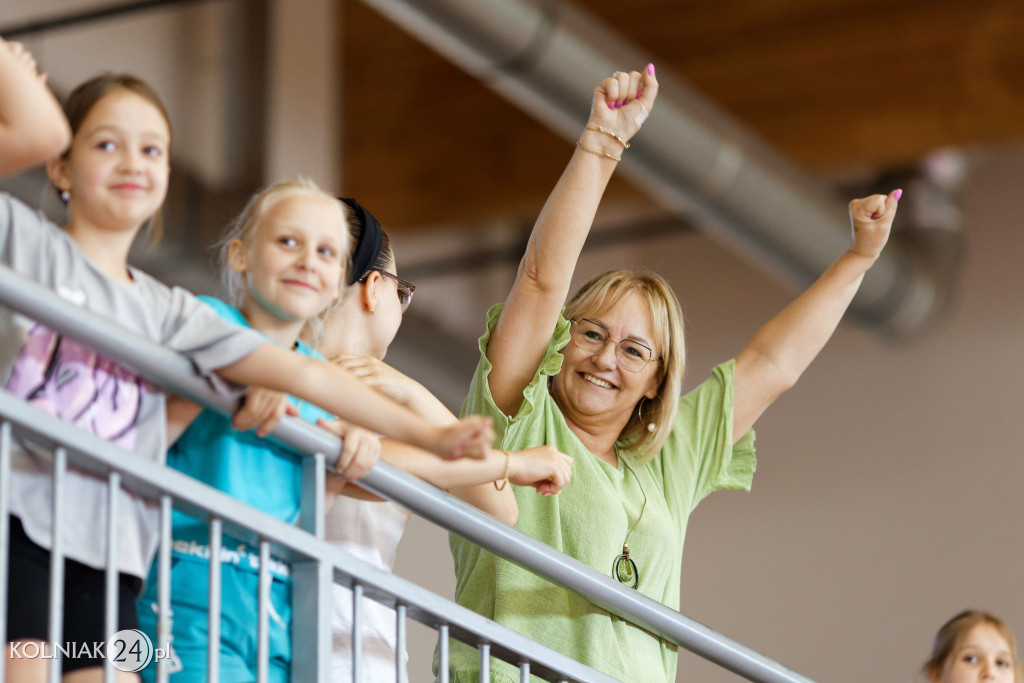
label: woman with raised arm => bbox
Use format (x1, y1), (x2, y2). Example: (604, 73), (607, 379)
(446, 63), (901, 682)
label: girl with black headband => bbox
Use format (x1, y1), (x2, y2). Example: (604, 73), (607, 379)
(277, 198), (574, 680)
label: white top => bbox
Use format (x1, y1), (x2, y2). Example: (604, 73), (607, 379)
(325, 493), (411, 681)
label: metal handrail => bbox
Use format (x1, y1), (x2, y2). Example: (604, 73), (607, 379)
(0, 389), (615, 683)
(0, 263), (813, 682)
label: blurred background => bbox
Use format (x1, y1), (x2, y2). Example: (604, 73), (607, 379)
(1, 1), (1022, 680)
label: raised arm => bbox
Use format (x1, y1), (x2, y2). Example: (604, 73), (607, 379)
(732, 190), (900, 442)
(486, 65), (660, 414)
(0, 37), (70, 176)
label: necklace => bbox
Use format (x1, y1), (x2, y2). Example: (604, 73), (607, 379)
(612, 449), (647, 589)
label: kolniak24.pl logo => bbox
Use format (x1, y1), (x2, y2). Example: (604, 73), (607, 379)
(8, 629), (176, 672)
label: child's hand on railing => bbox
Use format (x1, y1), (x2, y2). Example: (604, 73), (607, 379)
(436, 416), (495, 460)
(316, 417), (382, 482)
(233, 388), (298, 437)
(508, 446), (573, 496)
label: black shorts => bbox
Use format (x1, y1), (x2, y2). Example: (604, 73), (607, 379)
(5, 515), (144, 673)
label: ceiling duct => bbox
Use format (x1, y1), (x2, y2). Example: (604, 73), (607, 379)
(357, 0), (961, 337)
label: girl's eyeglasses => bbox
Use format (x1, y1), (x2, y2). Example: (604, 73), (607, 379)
(362, 270), (415, 313)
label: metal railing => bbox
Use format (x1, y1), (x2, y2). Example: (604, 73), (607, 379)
(0, 262), (814, 683)
(0, 390), (614, 683)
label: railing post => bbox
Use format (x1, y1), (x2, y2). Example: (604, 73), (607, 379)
(47, 449), (67, 683)
(0, 422), (10, 683)
(104, 472), (121, 683)
(291, 559), (332, 681)
(156, 495), (173, 683)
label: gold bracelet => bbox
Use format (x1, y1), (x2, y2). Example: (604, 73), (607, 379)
(587, 125), (630, 149)
(575, 140), (621, 162)
(493, 450), (511, 491)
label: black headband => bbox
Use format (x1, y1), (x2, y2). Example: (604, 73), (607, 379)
(340, 197), (384, 285)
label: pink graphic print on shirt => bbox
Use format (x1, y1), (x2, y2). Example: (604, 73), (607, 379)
(5, 323), (143, 449)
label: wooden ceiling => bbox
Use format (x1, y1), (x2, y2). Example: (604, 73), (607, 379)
(340, 0), (1024, 229)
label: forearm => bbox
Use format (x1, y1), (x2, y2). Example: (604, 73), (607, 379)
(742, 249), (875, 385)
(404, 381), (459, 426)
(165, 395), (204, 445)
(383, 441), (507, 489)
(218, 345), (440, 453)
(383, 442), (517, 524)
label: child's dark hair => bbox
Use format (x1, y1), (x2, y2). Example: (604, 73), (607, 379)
(56, 73), (172, 244)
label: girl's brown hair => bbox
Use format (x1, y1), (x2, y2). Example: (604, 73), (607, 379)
(923, 610), (1022, 681)
(57, 73), (173, 244)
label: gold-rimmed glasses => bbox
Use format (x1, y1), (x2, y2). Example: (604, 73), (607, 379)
(570, 318), (660, 373)
(362, 270), (416, 313)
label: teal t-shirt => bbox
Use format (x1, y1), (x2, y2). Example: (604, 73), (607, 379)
(167, 296), (334, 578)
(447, 304), (756, 683)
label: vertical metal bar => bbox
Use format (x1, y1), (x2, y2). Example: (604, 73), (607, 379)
(46, 449), (67, 682)
(256, 541), (271, 683)
(291, 559), (331, 681)
(207, 517), (222, 683)
(0, 421), (11, 683)
(520, 661), (530, 683)
(351, 583), (363, 682)
(478, 643), (490, 682)
(437, 625), (449, 683)
(299, 452), (326, 538)
(104, 471), (121, 683)
(156, 495), (173, 683)
(47, 448), (67, 683)
(395, 604), (407, 683)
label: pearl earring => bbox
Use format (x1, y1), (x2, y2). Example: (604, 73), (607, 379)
(637, 397), (656, 434)
(60, 191), (70, 202)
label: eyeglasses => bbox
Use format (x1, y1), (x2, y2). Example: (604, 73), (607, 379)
(569, 318), (660, 373)
(362, 270), (415, 313)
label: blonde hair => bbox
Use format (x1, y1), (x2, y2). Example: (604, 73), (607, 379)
(923, 610), (1022, 682)
(217, 179), (349, 345)
(563, 269), (685, 463)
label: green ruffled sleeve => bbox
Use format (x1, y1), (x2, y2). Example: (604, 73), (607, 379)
(460, 303), (571, 446)
(659, 359), (757, 519)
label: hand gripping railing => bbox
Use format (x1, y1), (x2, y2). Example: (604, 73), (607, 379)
(0, 263), (814, 683)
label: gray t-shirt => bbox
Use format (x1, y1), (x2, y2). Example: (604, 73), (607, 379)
(0, 192), (266, 577)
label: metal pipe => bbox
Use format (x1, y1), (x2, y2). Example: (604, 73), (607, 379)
(357, 0), (957, 337)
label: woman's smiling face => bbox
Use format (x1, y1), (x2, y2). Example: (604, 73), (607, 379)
(551, 289), (662, 428)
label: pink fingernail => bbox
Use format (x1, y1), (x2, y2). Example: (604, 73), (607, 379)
(893, 188), (903, 201)
(647, 62), (655, 76)
(636, 90), (643, 98)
